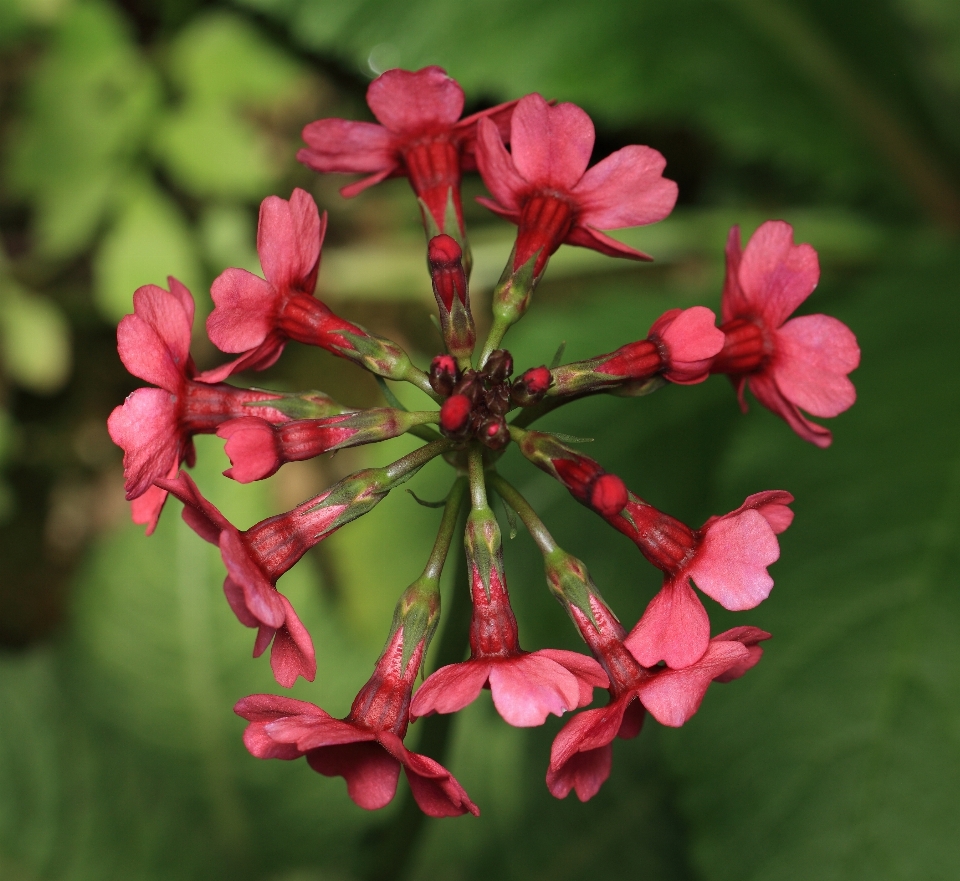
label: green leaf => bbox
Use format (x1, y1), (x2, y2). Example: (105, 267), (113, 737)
(660, 243), (960, 880)
(92, 179), (203, 321)
(4, 0), (160, 258)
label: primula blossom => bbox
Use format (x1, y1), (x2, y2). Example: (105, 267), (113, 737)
(237, 628), (478, 817)
(711, 221), (860, 447)
(547, 592), (767, 802)
(107, 279), (287, 533)
(412, 512), (606, 727)
(157, 471), (321, 687)
(613, 491), (793, 668)
(299, 66), (516, 235)
(476, 93), (678, 276)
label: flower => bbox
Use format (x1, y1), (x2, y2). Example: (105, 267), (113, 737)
(157, 471), (320, 687)
(546, 593), (763, 801)
(236, 627), (479, 817)
(612, 491), (793, 668)
(107, 279), (288, 534)
(411, 507), (606, 727)
(298, 66), (516, 236)
(475, 93), (678, 277)
(711, 221), (860, 447)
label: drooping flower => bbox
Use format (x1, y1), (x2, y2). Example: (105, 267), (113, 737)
(411, 506), (606, 727)
(611, 490), (793, 668)
(546, 588), (763, 802)
(236, 625), (478, 817)
(475, 93), (678, 277)
(107, 279), (288, 534)
(299, 66), (516, 236)
(711, 221), (860, 447)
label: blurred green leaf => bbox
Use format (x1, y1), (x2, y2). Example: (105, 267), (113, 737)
(0, 281), (71, 393)
(658, 243), (960, 880)
(4, 0), (160, 258)
(92, 178), (202, 321)
(153, 13), (306, 199)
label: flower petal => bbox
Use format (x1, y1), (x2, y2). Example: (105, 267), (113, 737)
(624, 577), (711, 669)
(409, 660), (491, 719)
(564, 224), (654, 261)
(749, 370), (834, 448)
(575, 144), (678, 229)
(475, 118), (526, 212)
(737, 220), (819, 328)
(545, 743), (612, 802)
(307, 741), (401, 811)
(720, 225), (748, 324)
(536, 648), (609, 705)
(219, 416), (281, 483)
(638, 640), (749, 726)
(269, 595), (316, 687)
(207, 268), (278, 354)
(108, 389), (182, 500)
(379, 733), (479, 817)
(299, 118), (396, 171)
(488, 654), (582, 727)
(257, 190), (324, 293)
(219, 530), (286, 630)
(711, 626), (771, 682)
(688, 508), (780, 611)
(509, 94), (594, 190)
(366, 66), (464, 134)
(773, 314), (859, 417)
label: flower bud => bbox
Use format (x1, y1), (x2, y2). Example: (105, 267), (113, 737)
(511, 365), (552, 406)
(428, 233), (475, 362)
(440, 394), (472, 437)
(429, 353), (459, 396)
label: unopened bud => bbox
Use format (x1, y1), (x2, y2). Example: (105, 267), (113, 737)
(440, 394), (472, 437)
(484, 349), (513, 383)
(478, 416), (510, 451)
(511, 366), (552, 406)
(430, 354), (459, 396)
(428, 234), (475, 361)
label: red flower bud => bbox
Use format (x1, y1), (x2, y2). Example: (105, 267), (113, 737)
(440, 394), (472, 435)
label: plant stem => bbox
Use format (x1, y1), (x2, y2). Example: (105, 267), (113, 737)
(488, 473), (558, 555)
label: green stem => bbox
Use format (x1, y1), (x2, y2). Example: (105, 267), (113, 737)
(466, 444), (489, 510)
(382, 438), (452, 486)
(362, 499), (472, 881)
(476, 314), (511, 370)
(422, 478), (468, 582)
(488, 473), (558, 556)
(402, 364), (443, 402)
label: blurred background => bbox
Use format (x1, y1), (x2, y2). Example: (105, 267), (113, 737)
(1, 0), (958, 879)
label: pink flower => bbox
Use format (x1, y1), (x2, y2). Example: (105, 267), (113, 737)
(236, 628), (478, 817)
(156, 470), (348, 687)
(411, 512), (606, 727)
(475, 93), (678, 276)
(546, 595), (761, 802)
(206, 189), (357, 378)
(610, 491), (793, 668)
(298, 66), (516, 236)
(107, 279), (288, 534)
(711, 221), (860, 447)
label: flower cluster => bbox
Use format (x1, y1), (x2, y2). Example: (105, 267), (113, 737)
(109, 67), (859, 816)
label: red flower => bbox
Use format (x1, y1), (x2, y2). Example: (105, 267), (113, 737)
(546, 594), (762, 801)
(411, 510), (606, 727)
(107, 279), (288, 534)
(711, 221), (860, 447)
(611, 491), (793, 668)
(236, 627), (478, 817)
(475, 93), (678, 276)
(298, 66), (516, 235)
(157, 470), (349, 687)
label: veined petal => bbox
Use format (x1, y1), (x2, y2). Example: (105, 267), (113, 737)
(488, 654), (582, 727)
(510, 94), (594, 189)
(257, 190), (324, 293)
(219, 530), (286, 630)
(773, 314), (859, 417)
(688, 509), (780, 611)
(299, 118), (396, 171)
(108, 389), (182, 500)
(475, 118), (526, 211)
(129, 283), (194, 375)
(638, 641), (749, 727)
(574, 144), (678, 229)
(624, 577), (710, 669)
(564, 225), (654, 261)
(208, 268), (277, 353)
(117, 312), (184, 392)
(410, 660), (491, 718)
(721, 226), (748, 323)
(749, 370), (834, 448)
(379, 733), (480, 817)
(546, 742), (612, 802)
(738, 220), (819, 327)
(269, 595), (316, 687)
(307, 742), (401, 811)
(367, 66), (464, 134)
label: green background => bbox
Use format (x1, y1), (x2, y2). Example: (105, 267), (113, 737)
(1, 0), (958, 879)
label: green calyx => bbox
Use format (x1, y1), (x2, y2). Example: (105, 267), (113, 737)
(465, 504), (502, 598)
(543, 547), (599, 628)
(243, 389), (350, 420)
(390, 574), (442, 674)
